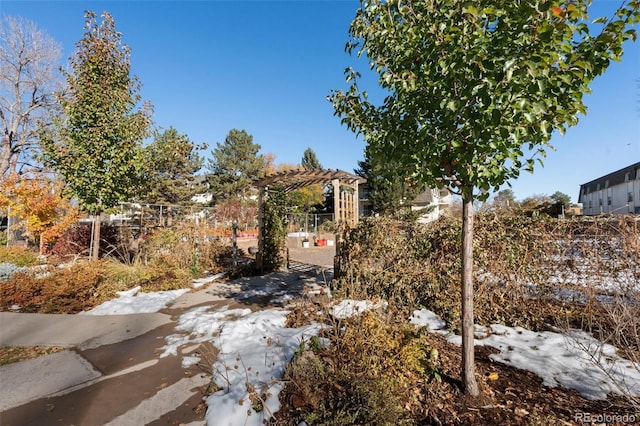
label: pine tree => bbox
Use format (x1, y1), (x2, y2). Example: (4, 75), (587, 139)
(139, 127), (204, 205)
(206, 129), (265, 203)
(301, 147), (322, 170)
(355, 147), (422, 215)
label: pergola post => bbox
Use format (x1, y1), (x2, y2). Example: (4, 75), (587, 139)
(352, 182), (359, 225)
(256, 186), (266, 273)
(332, 178), (340, 224)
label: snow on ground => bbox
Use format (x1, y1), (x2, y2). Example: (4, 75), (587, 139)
(411, 309), (640, 400)
(77, 269), (640, 424)
(80, 286), (189, 315)
(203, 309), (321, 426)
(157, 289), (324, 425)
(330, 299), (388, 319)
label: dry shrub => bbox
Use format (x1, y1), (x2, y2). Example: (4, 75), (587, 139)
(1, 261), (104, 313)
(139, 225), (232, 277)
(1, 258), (194, 314)
(334, 214), (552, 331)
(274, 312), (436, 425)
(335, 213), (640, 336)
(100, 260), (192, 294)
(0, 246), (40, 267)
(47, 223), (121, 258)
(276, 308), (438, 426)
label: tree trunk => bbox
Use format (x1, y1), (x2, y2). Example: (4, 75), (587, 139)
(92, 214), (101, 260)
(461, 194), (479, 396)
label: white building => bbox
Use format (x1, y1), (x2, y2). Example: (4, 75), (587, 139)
(358, 184), (451, 223)
(578, 162), (640, 215)
(411, 188), (452, 223)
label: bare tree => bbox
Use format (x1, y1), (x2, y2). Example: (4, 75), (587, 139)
(0, 16), (63, 177)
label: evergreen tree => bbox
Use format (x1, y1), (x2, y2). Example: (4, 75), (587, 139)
(42, 11), (152, 259)
(355, 146), (422, 215)
(206, 129), (265, 203)
(493, 189), (517, 208)
(139, 127), (204, 205)
(301, 147), (322, 170)
(550, 191), (571, 209)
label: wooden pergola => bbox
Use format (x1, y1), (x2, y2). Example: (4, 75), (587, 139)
(254, 168), (366, 271)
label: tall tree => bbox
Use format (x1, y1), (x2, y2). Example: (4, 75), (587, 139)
(355, 146), (423, 215)
(301, 147), (322, 170)
(331, 0), (639, 395)
(42, 11), (152, 259)
(139, 126), (204, 205)
(0, 16), (63, 177)
(207, 129), (265, 203)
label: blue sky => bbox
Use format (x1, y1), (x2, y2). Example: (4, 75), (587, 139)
(2, 1), (638, 203)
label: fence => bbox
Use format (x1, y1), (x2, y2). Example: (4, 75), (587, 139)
(110, 202), (260, 232)
(285, 213), (335, 234)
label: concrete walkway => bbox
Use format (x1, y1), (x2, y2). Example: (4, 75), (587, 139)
(0, 261), (331, 425)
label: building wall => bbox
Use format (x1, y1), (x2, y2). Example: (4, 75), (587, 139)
(579, 163), (640, 215)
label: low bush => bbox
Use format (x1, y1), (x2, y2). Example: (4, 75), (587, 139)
(1, 261), (104, 313)
(47, 223), (121, 258)
(0, 246), (40, 267)
(277, 308), (438, 426)
(0, 259), (195, 314)
(139, 225), (232, 277)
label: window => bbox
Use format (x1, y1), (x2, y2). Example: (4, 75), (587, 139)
(607, 196), (612, 206)
(599, 198), (603, 206)
(629, 192), (634, 203)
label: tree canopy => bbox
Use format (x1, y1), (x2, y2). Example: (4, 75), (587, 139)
(331, 0), (639, 202)
(41, 11), (152, 258)
(0, 16), (63, 176)
(331, 0), (639, 395)
(301, 147), (322, 170)
(0, 173), (78, 252)
(207, 129), (266, 203)
(139, 126), (204, 205)
(355, 146), (423, 215)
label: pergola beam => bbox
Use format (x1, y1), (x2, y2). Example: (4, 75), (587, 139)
(255, 168), (363, 190)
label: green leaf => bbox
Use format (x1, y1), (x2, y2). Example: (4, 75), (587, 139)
(464, 5), (478, 17)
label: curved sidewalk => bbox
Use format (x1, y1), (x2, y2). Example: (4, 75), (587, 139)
(0, 259), (332, 425)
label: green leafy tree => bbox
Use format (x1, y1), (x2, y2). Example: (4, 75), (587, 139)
(301, 147), (322, 170)
(207, 129), (265, 203)
(139, 126), (204, 205)
(331, 0), (639, 395)
(42, 11), (152, 259)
